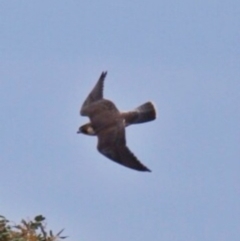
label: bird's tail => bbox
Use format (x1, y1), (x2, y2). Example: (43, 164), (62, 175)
(121, 101), (157, 126)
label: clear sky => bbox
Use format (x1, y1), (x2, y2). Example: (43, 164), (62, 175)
(1, 1), (239, 240)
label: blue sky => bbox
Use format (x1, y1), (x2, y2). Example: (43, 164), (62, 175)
(0, 1), (239, 240)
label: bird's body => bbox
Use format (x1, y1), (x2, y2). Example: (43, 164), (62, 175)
(77, 72), (156, 172)
(86, 99), (121, 134)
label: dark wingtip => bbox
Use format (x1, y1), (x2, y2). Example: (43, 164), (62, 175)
(101, 71), (108, 78)
(137, 165), (151, 172)
(144, 167), (152, 172)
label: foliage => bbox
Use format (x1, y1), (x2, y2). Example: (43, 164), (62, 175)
(0, 215), (67, 241)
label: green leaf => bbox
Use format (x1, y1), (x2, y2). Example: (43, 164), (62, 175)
(56, 229), (64, 236)
(49, 230), (53, 237)
(34, 215), (45, 222)
(21, 219), (28, 228)
(60, 236), (68, 239)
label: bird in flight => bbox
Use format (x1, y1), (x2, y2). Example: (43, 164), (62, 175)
(77, 72), (156, 172)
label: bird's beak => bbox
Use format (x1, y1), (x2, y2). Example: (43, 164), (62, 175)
(77, 129), (81, 134)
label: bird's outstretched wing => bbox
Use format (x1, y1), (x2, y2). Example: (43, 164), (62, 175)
(97, 122), (151, 172)
(80, 71), (107, 116)
(121, 101), (156, 126)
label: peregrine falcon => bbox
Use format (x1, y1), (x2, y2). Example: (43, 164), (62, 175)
(77, 72), (156, 172)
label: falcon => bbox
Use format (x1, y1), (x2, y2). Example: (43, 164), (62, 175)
(77, 71), (156, 172)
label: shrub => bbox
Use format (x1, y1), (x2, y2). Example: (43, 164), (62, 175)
(0, 215), (67, 241)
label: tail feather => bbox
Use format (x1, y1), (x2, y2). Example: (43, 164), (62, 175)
(121, 101), (157, 126)
(135, 102), (156, 122)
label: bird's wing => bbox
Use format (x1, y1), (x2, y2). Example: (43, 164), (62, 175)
(121, 102), (156, 126)
(80, 71), (107, 116)
(97, 122), (151, 172)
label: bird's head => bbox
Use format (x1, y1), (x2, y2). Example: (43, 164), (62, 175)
(77, 123), (96, 136)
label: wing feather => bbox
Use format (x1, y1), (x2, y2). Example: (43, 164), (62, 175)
(80, 71), (107, 116)
(97, 122), (151, 172)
